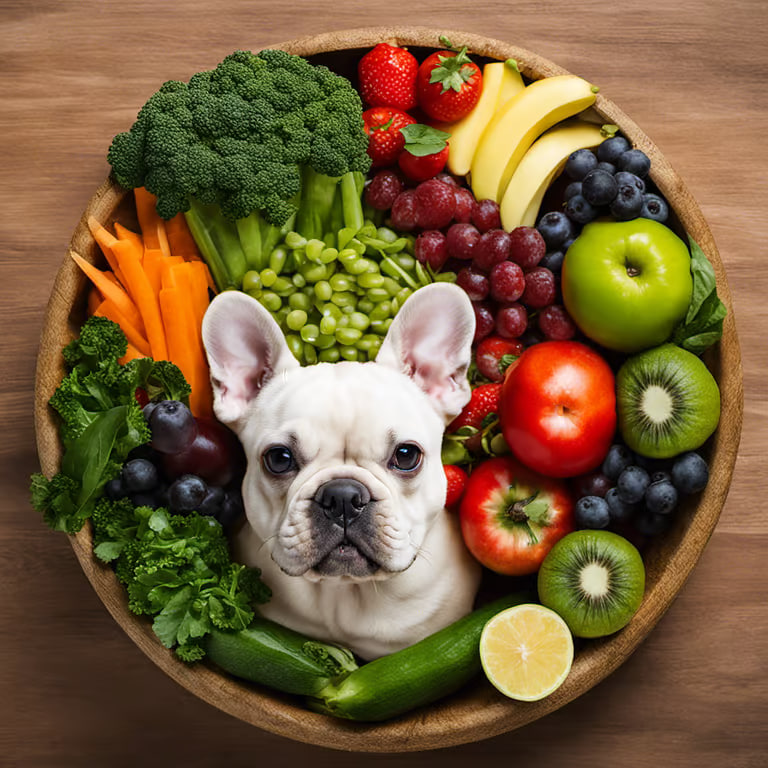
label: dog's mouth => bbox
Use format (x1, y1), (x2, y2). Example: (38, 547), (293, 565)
(312, 537), (381, 579)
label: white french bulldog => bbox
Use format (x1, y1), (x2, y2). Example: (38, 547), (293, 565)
(201, 283), (481, 659)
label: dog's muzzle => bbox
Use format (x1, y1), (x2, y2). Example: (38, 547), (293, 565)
(312, 478), (371, 528)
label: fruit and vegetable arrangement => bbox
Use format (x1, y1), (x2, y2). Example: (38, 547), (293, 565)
(31, 36), (726, 719)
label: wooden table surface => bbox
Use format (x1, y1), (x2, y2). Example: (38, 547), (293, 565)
(2, 1), (765, 765)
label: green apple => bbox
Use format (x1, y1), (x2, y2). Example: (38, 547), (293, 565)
(561, 218), (693, 353)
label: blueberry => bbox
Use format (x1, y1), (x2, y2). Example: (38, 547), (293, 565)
(605, 487), (639, 523)
(105, 476), (127, 500)
(149, 400), (198, 455)
(616, 465), (650, 504)
(168, 474), (208, 513)
(614, 171), (645, 194)
(540, 250), (565, 272)
(582, 169), (619, 207)
(651, 470), (673, 484)
(122, 458), (160, 493)
(563, 181), (583, 201)
(575, 495), (611, 529)
(131, 491), (162, 509)
(645, 479), (678, 516)
(610, 183), (644, 221)
(218, 489), (245, 529)
(634, 511), (671, 536)
(671, 452), (709, 494)
(142, 401), (158, 422)
(595, 161), (617, 175)
(602, 444), (635, 481)
(199, 485), (226, 517)
(537, 211), (574, 249)
(617, 149), (651, 178)
(640, 193), (669, 223)
(597, 135), (631, 164)
(565, 194), (598, 224)
(565, 149), (598, 180)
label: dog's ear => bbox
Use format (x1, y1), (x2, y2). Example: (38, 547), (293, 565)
(202, 291), (299, 427)
(376, 283), (475, 424)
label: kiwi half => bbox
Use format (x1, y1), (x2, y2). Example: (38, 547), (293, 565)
(537, 530), (645, 638)
(616, 343), (721, 459)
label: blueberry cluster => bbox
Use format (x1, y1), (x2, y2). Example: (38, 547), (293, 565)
(561, 136), (669, 225)
(573, 444), (710, 537)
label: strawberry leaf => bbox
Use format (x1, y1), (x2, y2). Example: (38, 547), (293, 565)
(399, 124), (451, 157)
(428, 47), (477, 93)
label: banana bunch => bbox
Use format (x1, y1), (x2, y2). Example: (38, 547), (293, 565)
(445, 66), (606, 231)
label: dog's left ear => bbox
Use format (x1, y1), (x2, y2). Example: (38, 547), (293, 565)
(376, 283), (475, 424)
(202, 291), (299, 428)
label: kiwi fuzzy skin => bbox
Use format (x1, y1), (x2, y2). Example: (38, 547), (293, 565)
(537, 530), (646, 639)
(616, 343), (721, 459)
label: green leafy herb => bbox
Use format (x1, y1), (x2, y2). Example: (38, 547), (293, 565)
(399, 124), (451, 157)
(672, 236), (727, 355)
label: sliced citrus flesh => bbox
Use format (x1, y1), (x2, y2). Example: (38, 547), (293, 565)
(479, 603), (574, 701)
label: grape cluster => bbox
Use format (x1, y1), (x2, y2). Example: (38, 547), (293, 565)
(366, 170), (578, 346)
(571, 444), (710, 537)
(106, 400), (246, 530)
(560, 136), (669, 226)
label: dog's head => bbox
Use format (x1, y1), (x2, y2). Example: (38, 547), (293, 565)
(202, 283), (474, 582)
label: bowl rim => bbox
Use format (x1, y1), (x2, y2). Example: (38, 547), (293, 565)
(33, 25), (744, 752)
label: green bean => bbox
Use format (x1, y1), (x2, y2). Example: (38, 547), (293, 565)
(358, 298), (375, 314)
(319, 247), (339, 264)
(331, 291), (356, 308)
(336, 327), (362, 346)
(272, 277), (296, 296)
(300, 324), (320, 344)
(394, 253), (416, 271)
(370, 318), (393, 335)
(339, 346), (359, 362)
(285, 334), (304, 363)
(291, 272), (306, 288)
(355, 333), (381, 352)
(348, 312), (370, 332)
(318, 348), (340, 363)
(260, 268), (278, 288)
(366, 287), (390, 304)
(286, 309), (308, 331)
(269, 247), (289, 274)
(376, 226), (399, 244)
(314, 280), (333, 301)
(321, 302), (343, 320)
(306, 239), (326, 263)
(357, 272), (384, 289)
(395, 287), (413, 306)
(369, 301), (392, 321)
(329, 274), (354, 293)
(289, 292), (312, 312)
(382, 276), (402, 296)
(260, 291), (282, 313)
(319, 315), (337, 335)
(242, 270), (262, 293)
(301, 263), (330, 283)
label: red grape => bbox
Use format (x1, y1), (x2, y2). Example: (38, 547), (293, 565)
(489, 260), (525, 302)
(471, 199), (501, 232)
(495, 302), (528, 338)
(456, 266), (490, 301)
(473, 229), (511, 272)
(538, 304), (577, 340)
(453, 187), (476, 223)
(508, 226), (546, 269)
(365, 170), (405, 210)
(434, 172), (460, 187)
(472, 301), (496, 342)
(415, 230), (449, 271)
(521, 267), (556, 308)
(390, 189), (419, 231)
(446, 222), (480, 260)
(414, 179), (456, 229)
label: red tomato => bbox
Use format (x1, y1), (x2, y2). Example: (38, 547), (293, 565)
(459, 456), (575, 575)
(500, 341), (616, 478)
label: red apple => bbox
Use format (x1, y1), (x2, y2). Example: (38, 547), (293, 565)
(500, 341), (616, 478)
(459, 456), (575, 575)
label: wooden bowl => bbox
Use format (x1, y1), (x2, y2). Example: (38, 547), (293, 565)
(33, 26), (743, 752)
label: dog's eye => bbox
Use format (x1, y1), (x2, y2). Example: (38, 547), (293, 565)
(262, 445), (296, 475)
(390, 443), (423, 472)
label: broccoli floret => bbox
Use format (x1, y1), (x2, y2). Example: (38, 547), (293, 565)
(107, 48), (371, 289)
(62, 315), (128, 371)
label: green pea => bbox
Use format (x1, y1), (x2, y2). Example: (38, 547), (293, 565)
(314, 280), (333, 301)
(348, 312), (370, 332)
(321, 302), (343, 320)
(339, 346), (359, 362)
(306, 239), (326, 263)
(319, 315), (337, 335)
(382, 277), (401, 296)
(356, 333), (380, 352)
(370, 301), (392, 321)
(331, 291), (356, 308)
(370, 317), (393, 335)
(336, 327), (362, 346)
(338, 248), (359, 268)
(357, 271), (384, 289)
(394, 253), (416, 271)
(319, 247), (339, 264)
(292, 272), (307, 288)
(314, 333), (336, 350)
(272, 277), (295, 295)
(366, 340), (382, 361)
(285, 232), (307, 250)
(329, 274), (354, 292)
(246, 288), (262, 301)
(367, 288), (390, 304)
(269, 246), (289, 274)
(300, 324), (320, 344)
(289, 292), (312, 312)
(259, 268), (277, 288)
(285, 334), (304, 363)
(358, 298), (375, 314)
(302, 263), (329, 283)
(242, 270), (262, 293)
(304, 344), (318, 365)
(318, 347), (341, 363)
(376, 226), (399, 244)
(286, 309), (308, 331)
(259, 291), (282, 313)
(395, 287), (413, 306)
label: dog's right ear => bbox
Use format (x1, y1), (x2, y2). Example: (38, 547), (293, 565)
(201, 291), (299, 428)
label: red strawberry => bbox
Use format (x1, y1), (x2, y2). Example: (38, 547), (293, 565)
(444, 464), (468, 508)
(358, 43), (419, 111)
(397, 123), (450, 182)
(416, 46), (483, 123)
(362, 107), (417, 168)
(474, 335), (524, 382)
(447, 382), (502, 452)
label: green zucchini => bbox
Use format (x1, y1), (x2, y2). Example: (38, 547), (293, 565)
(307, 591), (531, 721)
(203, 616), (358, 696)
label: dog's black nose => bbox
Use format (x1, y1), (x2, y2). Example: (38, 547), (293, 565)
(314, 479), (371, 527)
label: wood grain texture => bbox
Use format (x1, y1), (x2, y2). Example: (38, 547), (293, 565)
(2, 0), (766, 765)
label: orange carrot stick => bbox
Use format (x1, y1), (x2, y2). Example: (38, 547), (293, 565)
(165, 212), (202, 260)
(113, 223), (145, 255)
(87, 216), (128, 284)
(159, 287), (197, 395)
(93, 299), (151, 357)
(69, 250), (145, 334)
(87, 285), (103, 316)
(133, 187), (165, 251)
(111, 239), (168, 361)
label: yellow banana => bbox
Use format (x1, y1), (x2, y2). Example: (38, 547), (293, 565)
(500, 120), (606, 230)
(470, 74), (597, 203)
(446, 61), (525, 177)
